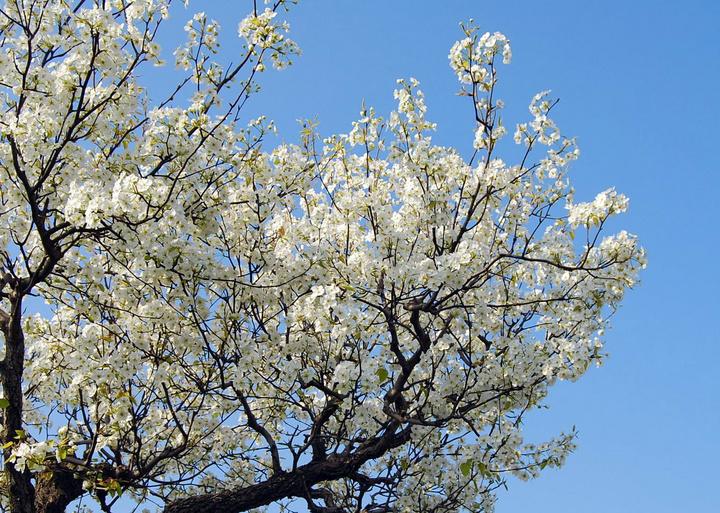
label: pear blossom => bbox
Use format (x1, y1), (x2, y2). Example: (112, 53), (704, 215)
(0, 4), (644, 513)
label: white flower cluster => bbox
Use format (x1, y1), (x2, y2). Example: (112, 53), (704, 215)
(448, 25), (511, 85)
(6, 440), (53, 472)
(567, 188), (630, 228)
(238, 7), (300, 70)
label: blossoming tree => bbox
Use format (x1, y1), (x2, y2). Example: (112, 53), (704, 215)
(0, 1), (645, 512)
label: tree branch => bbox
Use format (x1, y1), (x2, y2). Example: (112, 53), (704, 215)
(163, 427), (412, 513)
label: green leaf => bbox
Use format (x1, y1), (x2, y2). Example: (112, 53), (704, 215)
(0, 398), (9, 408)
(478, 461), (489, 477)
(377, 368), (389, 382)
(460, 461), (472, 477)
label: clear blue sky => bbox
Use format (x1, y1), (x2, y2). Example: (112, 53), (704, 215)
(153, 1), (719, 511)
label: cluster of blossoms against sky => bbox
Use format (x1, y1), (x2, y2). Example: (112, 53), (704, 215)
(0, 1), (644, 511)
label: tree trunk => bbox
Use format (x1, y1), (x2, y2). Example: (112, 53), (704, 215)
(1, 294), (36, 513)
(33, 466), (84, 513)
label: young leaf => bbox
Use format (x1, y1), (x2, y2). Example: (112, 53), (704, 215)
(377, 368), (389, 382)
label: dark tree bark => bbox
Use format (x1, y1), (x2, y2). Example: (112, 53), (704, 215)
(1, 285), (36, 513)
(33, 466), (84, 513)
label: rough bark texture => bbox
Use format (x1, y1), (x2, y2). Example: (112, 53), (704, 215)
(33, 466), (84, 513)
(1, 291), (36, 513)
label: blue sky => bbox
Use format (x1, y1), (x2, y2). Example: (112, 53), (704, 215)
(151, 1), (720, 511)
